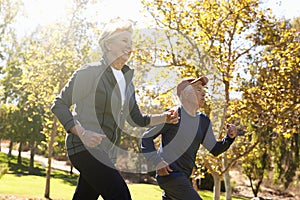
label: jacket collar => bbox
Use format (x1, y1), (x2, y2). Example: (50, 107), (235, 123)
(101, 57), (134, 84)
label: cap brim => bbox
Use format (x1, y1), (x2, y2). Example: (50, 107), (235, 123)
(190, 76), (208, 86)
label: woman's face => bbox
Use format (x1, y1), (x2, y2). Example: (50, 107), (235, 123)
(106, 31), (132, 64)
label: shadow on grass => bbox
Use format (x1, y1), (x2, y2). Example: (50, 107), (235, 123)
(0, 152), (78, 186)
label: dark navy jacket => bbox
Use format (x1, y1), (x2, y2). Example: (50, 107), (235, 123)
(141, 106), (235, 177)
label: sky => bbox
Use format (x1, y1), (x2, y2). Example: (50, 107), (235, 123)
(262, 0), (300, 19)
(21, 0), (146, 24)
(17, 0), (150, 35)
(17, 0), (300, 37)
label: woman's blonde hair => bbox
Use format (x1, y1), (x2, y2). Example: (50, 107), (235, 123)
(98, 18), (133, 53)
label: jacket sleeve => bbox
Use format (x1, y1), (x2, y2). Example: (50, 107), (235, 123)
(141, 123), (168, 166)
(126, 84), (151, 127)
(51, 71), (77, 132)
(202, 122), (235, 156)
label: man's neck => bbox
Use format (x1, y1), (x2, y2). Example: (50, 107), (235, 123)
(181, 103), (198, 117)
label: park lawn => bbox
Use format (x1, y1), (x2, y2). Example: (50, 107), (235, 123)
(0, 173), (163, 199)
(0, 173), (163, 200)
(0, 173), (248, 200)
(0, 173), (74, 199)
(0, 152), (248, 200)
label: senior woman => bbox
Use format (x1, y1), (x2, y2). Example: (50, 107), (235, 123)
(51, 18), (178, 200)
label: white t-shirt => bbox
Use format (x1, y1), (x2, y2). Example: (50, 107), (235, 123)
(111, 67), (126, 106)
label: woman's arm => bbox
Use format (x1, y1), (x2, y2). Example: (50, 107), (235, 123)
(51, 72), (77, 132)
(149, 110), (178, 126)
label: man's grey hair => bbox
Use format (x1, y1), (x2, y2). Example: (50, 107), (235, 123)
(98, 18), (133, 53)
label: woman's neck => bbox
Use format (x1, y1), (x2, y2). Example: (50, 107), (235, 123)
(105, 55), (125, 70)
(111, 62), (123, 70)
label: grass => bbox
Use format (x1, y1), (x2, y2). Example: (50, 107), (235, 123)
(0, 152), (248, 200)
(0, 173), (75, 199)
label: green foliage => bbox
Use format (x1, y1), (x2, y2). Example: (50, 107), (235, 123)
(0, 163), (8, 179)
(0, 0), (22, 64)
(140, 0), (300, 198)
(234, 18), (300, 188)
(241, 142), (270, 197)
(0, 0), (103, 160)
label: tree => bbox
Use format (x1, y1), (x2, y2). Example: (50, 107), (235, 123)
(140, 0), (283, 199)
(231, 17), (300, 195)
(21, 0), (99, 198)
(0, 0), (23, 161)
(0, 0), (22, 66)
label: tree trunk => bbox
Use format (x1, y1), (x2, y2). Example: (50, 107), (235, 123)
(44, 117), (57, 199)
(29, 141), (36, 173)
(191, 168), (199, 191)
(8, 139), (13, 157)
(224, 153), (232, 200)
(17, 142), (22, 165)
(212, 172), (221, 200)
(192, 177), (198, 191)
(224, 171), (232, 200)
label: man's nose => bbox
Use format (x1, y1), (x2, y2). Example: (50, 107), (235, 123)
(127, 41), (132, 49)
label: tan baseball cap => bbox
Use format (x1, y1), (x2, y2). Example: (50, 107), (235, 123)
(176, 76), (208, 96)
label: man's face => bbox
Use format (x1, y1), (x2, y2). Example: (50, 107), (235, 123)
(184, 83), (206, 108)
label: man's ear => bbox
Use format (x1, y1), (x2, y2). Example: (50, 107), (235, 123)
(180, 89), (188, 97)
(104, 41), (111, 51)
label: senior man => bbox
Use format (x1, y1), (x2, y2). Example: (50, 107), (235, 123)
(141, 76), (237, 200)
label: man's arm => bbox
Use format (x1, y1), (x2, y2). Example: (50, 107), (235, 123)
(202, 123), (236, 156)
(141, 123), (174, 176)
(141, 124), (168, 166)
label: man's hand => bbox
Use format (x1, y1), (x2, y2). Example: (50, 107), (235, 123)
(71, 125), (106, 148)
(165, 108), (179, 124)
(226, 123), (237, 138)
(156, 161), (173, 176)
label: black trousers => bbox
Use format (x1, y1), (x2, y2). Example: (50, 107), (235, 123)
(156, 172), (202, 200)
(69, 150), (131, 200)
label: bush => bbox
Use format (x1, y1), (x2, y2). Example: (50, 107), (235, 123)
(0, 163), (8, 179)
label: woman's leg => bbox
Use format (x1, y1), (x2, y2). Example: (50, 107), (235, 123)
(73, 175), (99, 199)
(69, 150), (131, 200)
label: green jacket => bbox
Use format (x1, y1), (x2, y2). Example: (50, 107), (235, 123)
(51, 58), (150, 160)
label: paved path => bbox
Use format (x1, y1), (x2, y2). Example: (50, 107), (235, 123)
(0, 146), (79, 174)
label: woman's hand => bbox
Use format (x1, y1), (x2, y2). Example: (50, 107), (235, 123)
(165, 109), (179, 124)
(71, 125), (106, 148)
(79, 130), (106, 148)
